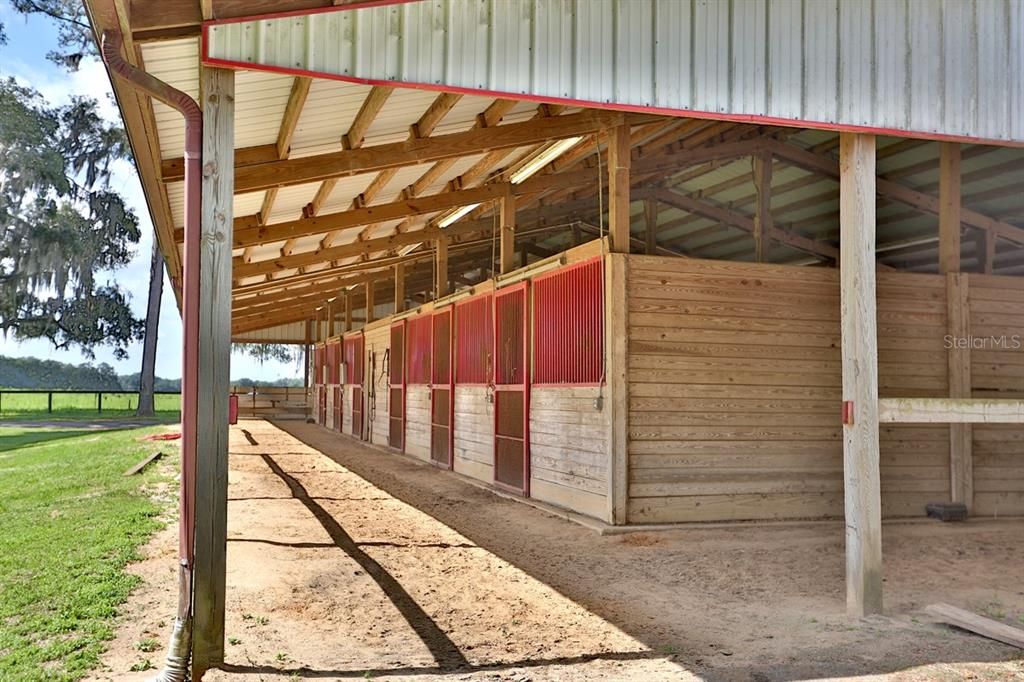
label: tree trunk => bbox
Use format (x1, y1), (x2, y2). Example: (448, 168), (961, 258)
(136, 241), (164, 417)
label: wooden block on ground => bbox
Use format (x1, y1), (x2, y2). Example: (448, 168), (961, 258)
(123, 451), (163, 477)
(925, 603), (1024, 649)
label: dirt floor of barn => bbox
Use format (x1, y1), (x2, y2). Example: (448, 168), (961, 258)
(93, 420), (1024, 681)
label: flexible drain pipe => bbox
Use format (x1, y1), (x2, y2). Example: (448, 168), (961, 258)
(102, 30), (201, 682)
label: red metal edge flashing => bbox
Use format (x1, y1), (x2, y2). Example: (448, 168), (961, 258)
(198, 40), (1022, 149)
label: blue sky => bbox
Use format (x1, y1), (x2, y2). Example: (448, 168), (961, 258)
(0, 5), (299, 381)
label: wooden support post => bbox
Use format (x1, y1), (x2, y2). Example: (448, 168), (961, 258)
(344, 291), (353, 331)
(939, 142), (961, 274)
(500, 190), (516, 274)
(606, 253), (629, 525)
(436, 236), (449, 297)
(394, 262), (405, 314)
(839, 133), (883, 618)
(327, 299), (335, 338)
(643, 198), (658, 255)
(947, 273), (974, 510)
(752, 152), (773, 263)
(365, 279), (375, 324)
(193, 66), (234, 675)
(608, 123), (632, 254)
(303, 320), (311, 389)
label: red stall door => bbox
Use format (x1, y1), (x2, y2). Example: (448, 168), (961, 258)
(345, 334), (365, 440)
(493, 282), (529, 494)
(389, 321), (406, 451)
(430, 308), (454, 468)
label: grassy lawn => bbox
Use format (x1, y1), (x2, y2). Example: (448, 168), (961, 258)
(0, 425), (175, 680)
(0, 392), (180, 421)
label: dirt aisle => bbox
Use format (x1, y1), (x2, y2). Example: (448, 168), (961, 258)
(95, 420), (1024, 681)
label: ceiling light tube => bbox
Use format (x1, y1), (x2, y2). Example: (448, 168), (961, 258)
(510, 136), (584, 184)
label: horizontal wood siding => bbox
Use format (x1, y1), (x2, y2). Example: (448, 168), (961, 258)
(626, 256), (955, 524)
(529, 386), (610, 520)
(342, 384), (353, 436)
(970, 275), (1024, 516)
(365, 324), (391, 447)
(453, 385), (493, 483)
(405, 384), (432, 461)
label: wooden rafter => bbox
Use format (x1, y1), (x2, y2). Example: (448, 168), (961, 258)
(161, 109), (654, 192)
(766, 139), (1024, 247)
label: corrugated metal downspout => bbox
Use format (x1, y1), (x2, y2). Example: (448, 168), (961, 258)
(101, 30), (202, 682)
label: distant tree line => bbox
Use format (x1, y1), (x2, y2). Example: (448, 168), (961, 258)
(0, 355), (302, 391)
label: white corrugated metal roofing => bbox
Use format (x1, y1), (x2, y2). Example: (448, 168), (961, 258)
(205, 0), (1024, 145)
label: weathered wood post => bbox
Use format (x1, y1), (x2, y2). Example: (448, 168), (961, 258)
(608, 123), (631, 254)
(193, 65), (234, 675)
(839, 132), (883, 617)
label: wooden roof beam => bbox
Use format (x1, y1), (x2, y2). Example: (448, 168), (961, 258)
(161, 109), (657, 191)
(765, 139), (1024, 247)
(303, 85), (395, 221)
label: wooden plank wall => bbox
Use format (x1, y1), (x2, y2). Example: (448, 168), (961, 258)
(453, 385), (494, 483)
(530, 386), (610, 521)
(364, 323), (391, 447)
(625, 256), (956, 524)
(405, 384), (432, 460)
(877, 273), (951, 515)
(342, 384), (353, 435)
(969, 274), (1024, 516)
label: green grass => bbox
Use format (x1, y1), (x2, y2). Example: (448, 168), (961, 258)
(0, 392), (180, 421)
(0, 425), (174, 680)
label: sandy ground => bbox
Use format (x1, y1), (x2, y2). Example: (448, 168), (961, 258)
(92, 420), (1024, 681)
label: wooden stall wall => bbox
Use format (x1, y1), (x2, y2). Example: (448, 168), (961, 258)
(405, 312), (434, 461)
(624, 256), (955, 524)
(528, 257), (611, 521)
(969, 274), (1024, 516)
(530, 386), (610, 520)
(453, 291), (495, 484)
(876, 273), (951, 515)
(453, 386), (494, 482)
(364, 322), (391, 448)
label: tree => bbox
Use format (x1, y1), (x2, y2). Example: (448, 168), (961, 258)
(234, 343), (298, 364)
(0, 77), (144, 358)
(7, 1), (94, 70)
(136, 242), (164, 416)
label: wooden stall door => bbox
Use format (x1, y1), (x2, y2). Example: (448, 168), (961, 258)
(431, 309), (454, 468)
(494, 283), (530, 495)
(318, 386), (327, 425)
(389, 322), (406, 451)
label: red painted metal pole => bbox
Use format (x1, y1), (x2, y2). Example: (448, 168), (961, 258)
(102, 31), (201, 679)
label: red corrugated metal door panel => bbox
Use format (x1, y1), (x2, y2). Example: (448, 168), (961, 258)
(389, 321), (406, 451)
(532, 257), (604, 385)
(406, 314), (432, 384)
(430, 308), (454, 468)
(494, 282), (529, 495)
(455, 293), (493, 384)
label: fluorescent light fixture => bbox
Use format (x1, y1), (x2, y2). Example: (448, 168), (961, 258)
(397, 243), (420, 256)
(510, 136), (584, 184)
(437, 202), (480, 228)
